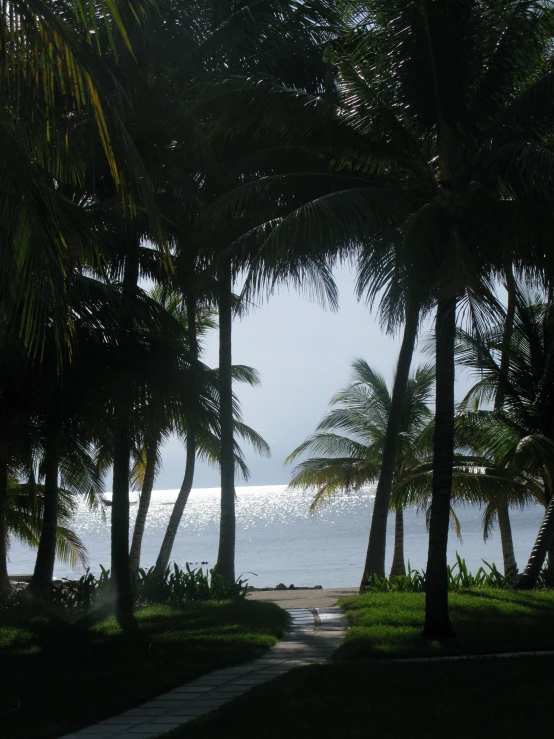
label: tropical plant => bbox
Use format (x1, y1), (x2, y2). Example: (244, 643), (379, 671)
(457, 287), (554, 587)
(287, 360), (435, 579)
(120, 286), (269, 576)
(366, 555), (520, 593)
(7, 478), (88, 570)
(261, 0), (554, 639)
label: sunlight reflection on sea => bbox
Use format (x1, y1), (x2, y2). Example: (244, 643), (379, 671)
(8, 485), (545, 587)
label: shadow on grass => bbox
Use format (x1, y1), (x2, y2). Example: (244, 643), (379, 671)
(163, 656), (554, 739)
(0, 599), (287, 739)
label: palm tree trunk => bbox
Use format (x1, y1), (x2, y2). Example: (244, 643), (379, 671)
(155, 293), (198, 574)
(494, 264), (516, 410)
(29, 433), (59, 596)
(423, 295), (456, 640)
(494, 264), (517, 575)
(155, 430), (196, 573)
(110, 230), (140, 630)
(516, 489), (554, 589)
(360, 305), (418, 590)
(111, 429), (135, 629)
(129, 438), (158, 578)
(216, 256), (236, 584)
(497, 498), (517, 576)
(389, 507), (406, 579)
(0, 451), (11, 595)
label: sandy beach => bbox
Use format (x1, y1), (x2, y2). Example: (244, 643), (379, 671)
(246, 587), (357, 609)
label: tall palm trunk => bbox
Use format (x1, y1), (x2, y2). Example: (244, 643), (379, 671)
(423, 295), (456, 640)
(389, 507), (406, 579)
(494, 264), (517, 575)
(129, 437), (158, 578)
(111, 430), (135, 628)
(29, 432), (59, 596)
(216, 257), (236, 584)
(155, 294), (198, 573)
(360, 305), (418, 590)
(0, 450), (11, 595)
(111, 231), (140, 630)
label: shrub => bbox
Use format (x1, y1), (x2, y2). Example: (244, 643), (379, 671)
(363, 554), (552, 593)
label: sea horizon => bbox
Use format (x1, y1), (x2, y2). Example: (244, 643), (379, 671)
(8, 483), (545, 587)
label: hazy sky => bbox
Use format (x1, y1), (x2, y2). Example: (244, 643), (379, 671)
(155, 264), (449, 490)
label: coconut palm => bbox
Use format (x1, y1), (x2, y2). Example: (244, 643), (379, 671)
(7, 477), (89, 572)
(233, 0), (554, 637)
(286, 360), (434, 580)
(392, 413), (541, 575)
(137, 0), (342, 585)
(456, 287), (554, 586)
(125, 289), (270, 576)
(0, 0), (156, 354)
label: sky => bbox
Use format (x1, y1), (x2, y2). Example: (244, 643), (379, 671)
(154, 263), (455, 490)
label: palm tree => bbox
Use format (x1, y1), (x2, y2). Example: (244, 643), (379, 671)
(235, 0), (554, 637)
(287, 360), (434, 580)
(0, 0), (154, 354)
(457, 287), (554, 587)
(29, 427), (104, 596)
(7, 477), (89, 573)
(493, 265), (518, 574)
(124, 288), (269, 576)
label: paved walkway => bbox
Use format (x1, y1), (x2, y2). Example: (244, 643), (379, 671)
(61, 607), (347, 739)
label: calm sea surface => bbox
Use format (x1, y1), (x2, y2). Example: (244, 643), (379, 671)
(8, 485), (545, 586)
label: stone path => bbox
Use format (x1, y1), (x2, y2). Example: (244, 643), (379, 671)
(61, 607), (347, 739)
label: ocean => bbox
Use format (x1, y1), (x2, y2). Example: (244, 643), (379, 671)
(8, 484), (545, 586)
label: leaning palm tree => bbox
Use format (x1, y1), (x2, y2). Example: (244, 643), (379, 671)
(286, 360), (434, 580)
(124, 297), (270, 576)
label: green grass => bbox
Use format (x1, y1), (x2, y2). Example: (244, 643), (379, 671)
(0, 600), (287, 739)
(337, 589), (554, 659)
(164, 589), (554, 739)
(165, 656), (554, 739)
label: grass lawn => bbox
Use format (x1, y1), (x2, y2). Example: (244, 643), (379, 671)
(0, 599), (287, 739)
(337, 589), (554, 659)
(165, 656), (554, 739)
(164, 589), (554, 739)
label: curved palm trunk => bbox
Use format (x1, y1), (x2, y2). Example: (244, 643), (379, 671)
(0, 451), (11, 595)
(517, 483), (554, 589)
(155, 294), (198, 574)
(423, 295), (456, 640)
(129, 438), (158, 578)
(497, 498), (517, 576)
(360, 306), (418, 590)
(155, 430), (196, 573)
(546, 539), (554, 586)
(389, 507), (406, 580)
(29, 434), (59, 596)
(494, 265), (517, 575)
(216, 257), (236, 584)
(111, 430), (135, 629)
